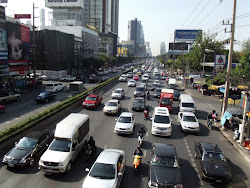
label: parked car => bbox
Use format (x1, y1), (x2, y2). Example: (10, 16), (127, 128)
(114, 112), (135, 134)
(148, 143), (183, 187)
(45, 82), (64, 93)
(0, 92), (21, 104)
(112, 88), (125, 99)
(34, 92), (56, 103)
(132, 97), (146, 111)
(0, 105), (5, 113)
(82, 149), (125, 188)
(133, 75), (140, 81)
(103, 99), (122, 115)
(127, 80), (136, 87)
(100, 76), (109, 83)
(2, 131), (53, 167)
(88, 74), (98, 83)
(194, 142), (232, 184)
(177, 112), (200, 133)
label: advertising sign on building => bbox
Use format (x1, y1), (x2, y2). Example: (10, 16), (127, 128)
(213, 54), (226, 84)
(45, 0), (84, 9)
(175, 30), (202, 41)
(0, 5), (8, 76)
(14, 14), (31, 19)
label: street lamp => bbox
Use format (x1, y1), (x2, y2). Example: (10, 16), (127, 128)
(203, 49), (215, 77)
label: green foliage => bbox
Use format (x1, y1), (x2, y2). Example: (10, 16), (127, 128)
(242, 39), (250, 52)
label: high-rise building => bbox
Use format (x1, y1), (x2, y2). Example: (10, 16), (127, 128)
(145, 41), (152, 57)
(40, 9), (45, 30)
(160, 42), (166, 55)
(127, 18), (145, 55)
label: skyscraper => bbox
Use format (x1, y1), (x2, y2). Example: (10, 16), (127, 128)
(160, 42), (166, 55)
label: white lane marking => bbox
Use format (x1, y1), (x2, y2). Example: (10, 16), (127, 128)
(190, 158), (194, 162)
(197, 175), (204, 186)
(185, 142), (188, 145)
(104, 145), (107, 149)
(15, 118), (19, 119)
(6, 121), (10, 124)
(205, 102), (215, 109)
(187, 149), (191, 153)
(146, 132), (149, 137)
(144, 150), (147, 157)
(186, 145), (190, 149)
(192, 162), (197, 168)
(189, 153), (193, 157)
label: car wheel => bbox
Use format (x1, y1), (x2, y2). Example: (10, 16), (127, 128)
(46, 99), (49, 103)
(16, 96), (20, 101)
(67, 161), (72, 172)
(29, 158), (35, 166)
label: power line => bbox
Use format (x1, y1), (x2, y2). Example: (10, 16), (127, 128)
(235, 24), (250, 28)
(194, 0), (224, 29)
(186, 0), (211, 28)
(180, 0), (204, 28)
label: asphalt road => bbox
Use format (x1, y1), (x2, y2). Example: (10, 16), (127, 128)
(0, 75), (249, 188)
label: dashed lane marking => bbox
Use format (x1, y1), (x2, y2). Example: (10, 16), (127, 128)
(104, 145), (107, 149)
(6, 121), (10, 124)
(189, 153), (193, 157)
(190, 158), (194, 162)
(192, 162), (197, 168)
(144, 150), (147, 157)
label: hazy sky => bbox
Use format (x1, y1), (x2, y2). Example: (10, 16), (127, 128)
(4, 0), (250, 56)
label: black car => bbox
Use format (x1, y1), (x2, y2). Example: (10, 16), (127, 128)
(100, 76), (109, 83)
(132, 97), (146, 111)
(34, 92), (56, 103)
(148, 143), (183, 187)
(88, 74), (98, 83)
(153, 88), (162, 98)
(151, 83), (160, 91)
(194, 142), (232, 184)
(2, 131), (53, 168)
(75, 76), (86, 83)
(173, 90), (180, 100)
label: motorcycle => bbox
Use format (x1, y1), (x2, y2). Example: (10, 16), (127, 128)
(138, 134), (144, 147)
(207, 119), (213, 130)
(233, 130), (240, 141)
(133, 155), (142, 172)
(86, 144), (94, 160)
(144, 110), (149, 120)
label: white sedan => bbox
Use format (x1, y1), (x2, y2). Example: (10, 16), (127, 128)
(103, 99), (122, 115)
(82, 149), (125, 188)
(177, 112), (200, 133)
(114, 112), (135, 134)
(127, 80), (136, 87)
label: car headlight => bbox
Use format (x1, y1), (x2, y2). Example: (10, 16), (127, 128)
(58, 162), (64, 166)
(39, 159), (43, 164)
(19, 158), (26, 163)
(2, 155), (8, 162)
(89, 103), (95, 106)
(174, 184), (183, 188)
(82, 102), (86, 105)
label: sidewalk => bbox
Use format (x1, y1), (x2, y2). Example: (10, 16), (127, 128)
(181, 83), (250, 163)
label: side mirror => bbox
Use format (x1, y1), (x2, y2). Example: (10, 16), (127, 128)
(85, 168), (90, 172)
(150, 118), (153, 121)
(15, 142), (18, 146)
(118, 172), (123, 176)
(115, 119), (117, 121)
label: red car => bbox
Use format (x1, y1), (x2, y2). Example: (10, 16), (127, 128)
(0, 105), (5, 113)
(133, 75), (140, 81)
(82, 94), (103, 109)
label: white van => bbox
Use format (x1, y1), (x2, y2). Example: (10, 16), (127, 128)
(151, 107), (172, 136)
(39, 113), (89, 173)
(45, 82), (64, 93)
(168, 78), (176, 86)
(179, 94), (196, 113)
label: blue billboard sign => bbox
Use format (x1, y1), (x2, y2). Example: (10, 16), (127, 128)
(175, 30), (202, 41)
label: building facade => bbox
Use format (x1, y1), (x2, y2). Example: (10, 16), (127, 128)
(160, 42), (166, 55)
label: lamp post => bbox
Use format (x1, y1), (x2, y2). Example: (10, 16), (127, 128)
(203, 49), (215, 77)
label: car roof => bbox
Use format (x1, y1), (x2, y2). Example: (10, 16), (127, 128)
(154, 107), (169, 116)
(134, 97), (144, 100)
(87, 94), (98, 97)
(153, 143), (176, 157)
(25, 131), (51, 139)
(115, 88), (123, 91)
(96, 149), (125, 164)
(107, 99), (119, 103)
(120, 112), (133, 117)
(200, 142), (222, 153)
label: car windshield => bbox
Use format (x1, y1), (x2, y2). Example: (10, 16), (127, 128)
(154, 115), (170, 124)
(17, 137), (38, 149)
(129, 80), (135, 83)
(152, 84), (159, 88)
(203, 152), (226, 162)
(183, 116), (197, 122)
(136, 88), (144, 91)
(182, 103), (194, 108)
(38, 93), (47, 97)
(155, 89), (162, 93)
(152, 155), (179, 168)
(89, 163), (116, 179)
(106, 102), (117, 106)
(141, 80), (146, 83)
(86, 97), (96, 101)
(49, 139), (71, 152)
(134, 99), (144, 103)
(114, 90), (121, 93)
(46, 84), (53, 87)
(160, 98), (172, 105)
(118, 116), (132, 123)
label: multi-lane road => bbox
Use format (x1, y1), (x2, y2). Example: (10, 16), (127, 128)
(0, 73), (249, 188)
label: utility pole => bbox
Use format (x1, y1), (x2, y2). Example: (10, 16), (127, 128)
(221, 0), (237, 116)
(32, 2), (37, 85)
(171, 31), (175, 77)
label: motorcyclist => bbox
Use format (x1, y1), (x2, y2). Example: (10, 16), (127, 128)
(87, 136), (96, 152)
(133, 146), (143, 156)
(137, 126), (146, 137)
(233, 128), (240, 140)
(211, 110), (217, 122)
(207, 113), (213, 129)
(144, 105), (149, 119)
(146, 90), (150, 100)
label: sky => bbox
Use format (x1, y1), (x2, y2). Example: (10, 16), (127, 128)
(3, 0), (250, 56)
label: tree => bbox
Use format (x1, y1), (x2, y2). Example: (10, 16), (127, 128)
(242, 39), (250, 52)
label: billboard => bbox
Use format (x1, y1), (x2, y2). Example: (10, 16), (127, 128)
(0, 5), (8, 76)
(14, 14), (31, 19)
(169, 42), (188, 50)
(45, 0), (84, 9)
(6, 22), (30, 65)
(175, 30), (202, 41)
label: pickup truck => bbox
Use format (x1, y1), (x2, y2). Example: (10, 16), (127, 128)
(82, 94), (103, 109)
(59, 75), (76, 82)
(0, 92), (21, 104)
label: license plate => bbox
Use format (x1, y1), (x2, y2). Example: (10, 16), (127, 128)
(8, 163), (14, 167)
(136, 108), (139, 110)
